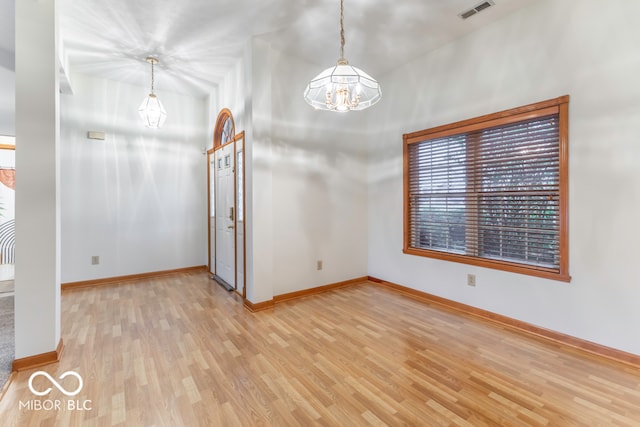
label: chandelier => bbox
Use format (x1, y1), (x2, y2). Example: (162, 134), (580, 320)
(303, 0), (381, 112)
(138, 56), (167, 128)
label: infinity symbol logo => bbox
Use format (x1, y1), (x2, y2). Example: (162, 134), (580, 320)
(28, 371), (84, 397)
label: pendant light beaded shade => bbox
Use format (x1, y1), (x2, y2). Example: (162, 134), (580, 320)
(139, 56), (167, 128)
(304, 0), (381, 112)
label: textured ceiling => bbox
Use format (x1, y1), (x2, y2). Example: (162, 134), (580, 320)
(6, 0), (538, 97)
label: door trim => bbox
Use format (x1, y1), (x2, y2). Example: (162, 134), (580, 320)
(237, 132), (246, 299)
(207, 109), (246, 298)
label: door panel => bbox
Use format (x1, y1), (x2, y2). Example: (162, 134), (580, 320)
(215, 143), (235, 288)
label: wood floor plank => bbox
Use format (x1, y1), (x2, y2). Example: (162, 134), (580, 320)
(1, 272), (640, 426)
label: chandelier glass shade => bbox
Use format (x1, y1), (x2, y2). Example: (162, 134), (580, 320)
(303, 0), (381, 112)
(139, 56), (167, 128)
(304, 59), (381, 112)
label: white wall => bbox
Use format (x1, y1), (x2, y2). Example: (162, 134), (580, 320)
(214, 39), (370, 303)
(219, 57), (248, 134)
(205, 86), (219, 148)
(0, 66), (14, 135)
(269, 47), (369, 295)
(367, 0), (640, 355)
(14, 0), (60, 358)
(247, 38), (274, 303)
(60, 73), (208, 283)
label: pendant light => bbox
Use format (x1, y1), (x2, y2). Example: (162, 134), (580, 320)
(303, 0), (381, 112)
(138, 56), (167, 128)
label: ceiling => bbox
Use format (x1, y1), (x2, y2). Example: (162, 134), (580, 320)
(4, 0), (538, 97)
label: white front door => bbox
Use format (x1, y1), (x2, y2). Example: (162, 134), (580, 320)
(215, 143), (235, 288)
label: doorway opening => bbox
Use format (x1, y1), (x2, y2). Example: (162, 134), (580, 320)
(0, 138), (15, 283)
(0, 135), (15, 391)
(207, 110), (246, 298)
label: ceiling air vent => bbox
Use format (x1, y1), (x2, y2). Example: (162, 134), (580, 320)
(459, 0), (495, 20)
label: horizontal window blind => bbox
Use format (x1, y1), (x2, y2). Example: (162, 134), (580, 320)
(407, 113), (562, 271)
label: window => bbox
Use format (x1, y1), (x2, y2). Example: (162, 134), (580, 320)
(236, 151), (244, 221)
(213, 108), (235, 149)
(403, 96), (570, 281)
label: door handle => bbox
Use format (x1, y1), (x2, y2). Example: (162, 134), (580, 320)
(227, 225), (235, 229)
(229, 207), (234, 221)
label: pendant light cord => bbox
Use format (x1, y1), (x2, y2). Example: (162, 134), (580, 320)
(340, 0), (345, 61)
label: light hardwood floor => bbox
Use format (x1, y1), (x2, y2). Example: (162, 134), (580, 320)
(0, 279), (14, 296)
(0, 272), (639, 426)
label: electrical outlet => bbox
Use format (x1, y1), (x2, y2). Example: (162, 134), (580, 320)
(467, 274), (476, 287)
(317, 260), (323, 270)
(91, 256), (100, 265)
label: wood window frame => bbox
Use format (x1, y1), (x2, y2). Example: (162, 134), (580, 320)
(213, 108), (235, 149)
(403, 95), (570, 282)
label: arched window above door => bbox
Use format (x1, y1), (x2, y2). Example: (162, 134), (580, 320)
(213, 108), (235, 149)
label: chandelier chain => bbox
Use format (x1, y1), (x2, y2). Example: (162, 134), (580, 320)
(340, 0), (345, 60)
(151, 60), (155, 94)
